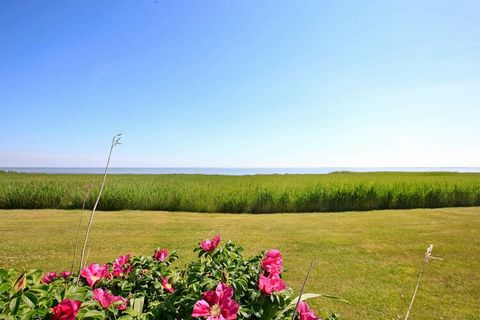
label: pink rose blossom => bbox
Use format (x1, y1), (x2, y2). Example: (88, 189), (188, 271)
(261, 249), (283, 275)
(93, 288), (127, 310)
(112, 255), (132, 277)
(93, 288), (111, 308)
(114, 296), (128, 311)
(80, 263), (109, 287)
(161, 276), (175, 293)
(192, 283), (239, 320)
(61, 271), (72, 279)
(41, 272), (58, 284)
(200, 235), (221, 253)
(154, 249), (169, 262)
(51, 299), (81, 320)
(297, 301), (320, 320)
(258, 273), (286, 295)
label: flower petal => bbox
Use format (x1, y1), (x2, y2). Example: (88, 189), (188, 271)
(192, 300), (211, 317)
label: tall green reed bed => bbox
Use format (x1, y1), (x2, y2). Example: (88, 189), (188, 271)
(1, 171), (480, 213)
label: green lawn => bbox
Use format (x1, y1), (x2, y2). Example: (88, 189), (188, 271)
(1, 208), (479, 319)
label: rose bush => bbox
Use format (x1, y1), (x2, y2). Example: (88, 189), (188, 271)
(0, 237), (338, 320)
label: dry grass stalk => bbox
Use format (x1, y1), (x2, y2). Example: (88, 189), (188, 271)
(404, 244), (443, 320)
(78, 134), (121, 276)
(70, 184), (93, 272)
(291, 259), (315, 320)
(83, 240), (94, 268)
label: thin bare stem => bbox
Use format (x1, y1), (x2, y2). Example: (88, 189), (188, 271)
(404, 244), (441, 320)
(404, 263), (426, 320)
(292, 259), (315, 320)
(83, 240), (94, 268)
(70, 186), (92, 272)
(78, 134), (121, 275)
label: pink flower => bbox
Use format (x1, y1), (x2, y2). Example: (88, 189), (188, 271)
(154, 249), (169, 262)
(41, 272), (58, 284)
(61, 271), (72, 279)
(93, 288), (111, 308)
(297, 301), (319, 320)
(93, 288), (128, 310)
(161, 276), (175, 293)
(114, 296), (128, 311)
(261, 249), (283, 275)
(80, 263), (109, 287)
(112, 255), (132, 277)
(200, 235), (221, 253)
(51, 299), (82, 320)
(258, 273), (286, 295)
(192, 283), (239, 320)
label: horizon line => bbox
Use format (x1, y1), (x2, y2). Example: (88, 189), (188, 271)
(2, 166), (480, 169)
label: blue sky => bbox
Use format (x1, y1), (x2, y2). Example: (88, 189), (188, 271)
(1, 1), (479, 167)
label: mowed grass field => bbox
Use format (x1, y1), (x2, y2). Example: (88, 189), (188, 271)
(2, 171), (480, 212)
(1, 208), (479, 319)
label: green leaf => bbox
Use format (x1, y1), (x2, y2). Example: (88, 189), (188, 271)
(23, 292), (38, 306)
(9, 297), (19, 314)
(65, 286), (88, 301)
(82, 310), (106, 320)
(274, 293), (348, 320)
(21, 294), (35, 308)
(290, 293), (350, 305)
(0, 269), (9, 279)
(18, 308), (35, 320)
(290, 293), (323, 305)
(0, 283), (11, 294)
(130, 296), (145, 314)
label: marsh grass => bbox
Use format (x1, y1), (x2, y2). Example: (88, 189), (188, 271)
(1, 172), (480, 213)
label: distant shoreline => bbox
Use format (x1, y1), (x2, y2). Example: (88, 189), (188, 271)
(1, 167), (480, 175)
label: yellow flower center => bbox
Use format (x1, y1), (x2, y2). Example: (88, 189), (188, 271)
(210, 304), (221, 317)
